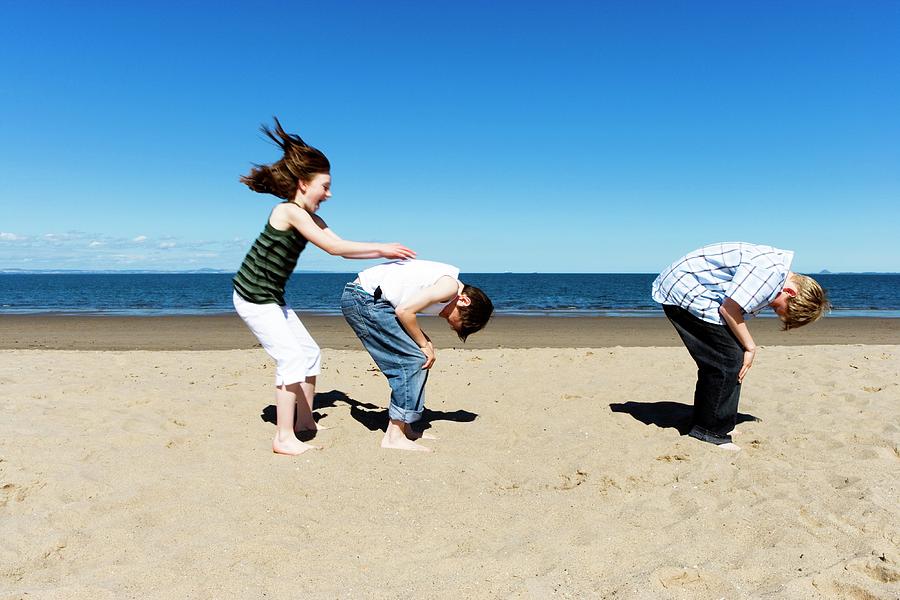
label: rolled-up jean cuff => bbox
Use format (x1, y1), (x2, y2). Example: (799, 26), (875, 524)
(688, 425), (732, 446)
(389, 404), (423, 424)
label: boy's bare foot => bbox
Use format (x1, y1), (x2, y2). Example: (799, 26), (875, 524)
(382, 420), (431, 452)
(272, 436), (319, 456)
(717, 442), (741, 452)
(405, 428), (437, 441)
(381, 435), (431, 452)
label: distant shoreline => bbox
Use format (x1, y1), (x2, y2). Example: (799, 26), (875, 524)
(1, 314), (897, 351)
(1, 309), (899, 319)
(2, 270), (899, 275)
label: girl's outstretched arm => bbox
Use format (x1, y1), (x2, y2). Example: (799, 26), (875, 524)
(284, 205), (415, 260)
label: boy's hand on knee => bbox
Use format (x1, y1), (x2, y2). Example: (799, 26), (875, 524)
(738, 347), (756, 383)
(421, 341), (435, 370)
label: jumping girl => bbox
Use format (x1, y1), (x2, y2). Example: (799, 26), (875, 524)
(233, 118), (415, 456)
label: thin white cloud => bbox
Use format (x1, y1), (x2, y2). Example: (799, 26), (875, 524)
(43, 231), (85, 242)
(0, 231), (252, 270)
(111, 253), (147, 261)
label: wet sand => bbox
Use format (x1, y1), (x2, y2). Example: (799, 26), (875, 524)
(0, 313), (897, 350)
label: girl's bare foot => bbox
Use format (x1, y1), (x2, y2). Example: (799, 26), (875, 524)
(272, 436), (319, 456)
(295, 421), (329, 433)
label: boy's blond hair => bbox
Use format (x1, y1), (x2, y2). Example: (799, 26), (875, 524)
(783, 274), (829, 330)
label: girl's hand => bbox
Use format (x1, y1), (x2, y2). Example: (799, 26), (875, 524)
(421, 341), (436, 370)
(738, 347), (756, 383)
(380, 243), (416, 259)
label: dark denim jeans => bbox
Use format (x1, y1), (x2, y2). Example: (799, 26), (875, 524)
(341, 283), (429, 424)
(663, 305), (743, 445)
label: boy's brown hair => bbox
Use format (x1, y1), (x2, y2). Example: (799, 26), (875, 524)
(240, 117), (330, 199)
(783, 274), (829, 330)
(456, 284), (494, 341)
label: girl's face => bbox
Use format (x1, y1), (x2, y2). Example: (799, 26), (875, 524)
(298, 173), (332, 212)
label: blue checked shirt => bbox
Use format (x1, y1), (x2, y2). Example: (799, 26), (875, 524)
(651, 242), (794, 324)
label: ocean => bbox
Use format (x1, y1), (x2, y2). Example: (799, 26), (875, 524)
(0, 273), (898, 317)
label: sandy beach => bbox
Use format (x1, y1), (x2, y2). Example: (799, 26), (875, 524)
(1, 317), (898, 598)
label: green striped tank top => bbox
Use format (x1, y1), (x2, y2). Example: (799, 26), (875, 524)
(233, 223), (308, 305)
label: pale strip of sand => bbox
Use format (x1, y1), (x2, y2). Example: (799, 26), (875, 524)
(1, 343), (898, 598)
(0, 314), (897, 350)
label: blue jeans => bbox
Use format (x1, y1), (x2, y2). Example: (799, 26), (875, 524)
(663, 305), (743, 445)
(341, 282), (429, 424)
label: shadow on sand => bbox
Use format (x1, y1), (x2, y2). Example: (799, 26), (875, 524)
(262, 389), (478, 437)
(608, 400), (759, 435)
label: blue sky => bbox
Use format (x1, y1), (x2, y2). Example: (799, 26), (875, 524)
(1, 1), (897, 273)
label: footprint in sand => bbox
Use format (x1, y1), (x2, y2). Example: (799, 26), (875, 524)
(594, 475), (619, 494)
(657, 567), (702, 588)
(847, 551), (900, 584)
(804, 550), (900, 600)
(494, 481), (521, 493)
(608, 569), (725, 598)
(0, 482), (17, 507)
(653, 566), (733, 595)
(817, 551), (900, 599)
(862, 386), (884, 393)
(554, 469), (588, 491)
(798, 506), (826, 529)
(0, 481), (43, 507)
(826, 582), (882, 600)
(655, 453), (689, 462)
(828, 474), (861, 490)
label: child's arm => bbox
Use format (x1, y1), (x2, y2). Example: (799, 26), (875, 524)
(285, 205), (415, 260)
(395, 276), (460, 369)
(719, 298), (757, 383)
(309, 214), (412, 259)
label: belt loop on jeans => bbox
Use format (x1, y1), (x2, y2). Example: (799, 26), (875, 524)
(373, 286), (383, 300)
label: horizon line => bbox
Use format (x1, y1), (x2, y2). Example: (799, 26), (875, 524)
(2, 269), (897, 276)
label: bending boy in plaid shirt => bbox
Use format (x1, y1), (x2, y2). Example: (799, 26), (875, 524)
(652, 242), (829, 450)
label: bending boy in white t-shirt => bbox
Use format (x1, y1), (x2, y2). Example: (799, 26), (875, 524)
(341, 260), (494, 451)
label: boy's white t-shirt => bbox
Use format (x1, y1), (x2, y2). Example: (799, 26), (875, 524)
(357, 259), (460, 315)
